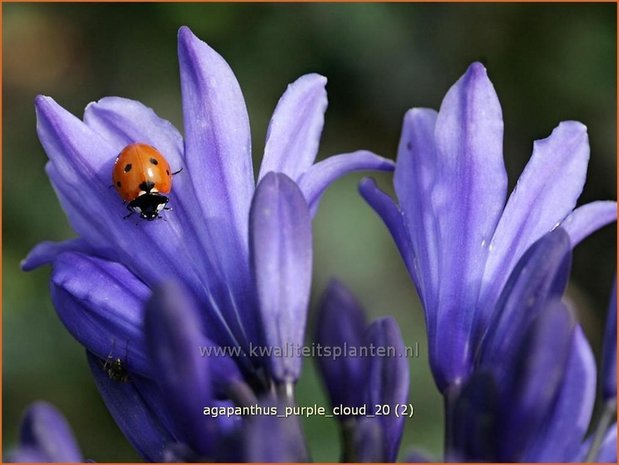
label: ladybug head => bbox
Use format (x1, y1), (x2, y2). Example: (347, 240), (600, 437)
(128, 192), (169, 221)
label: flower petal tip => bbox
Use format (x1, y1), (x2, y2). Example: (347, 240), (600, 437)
(455, 61), (499, 108)
(178, 26), (206, 57)
(19, 401), (83, 462)
(550, 121), (589, 142)
(21, 240), (88, 272)
(34, 94), (52, 108)
(358, 177), (385, 196)
(325, 277), (348, 295)
(557, 120), (587, 133)
(261, 170), (282, 184)
(358, 176), (375, 192)
(20, 256), (39, 272)
(295, 72), (327, 87)
(467, 61), (488, 76)
(20, 247), (43, 271)
(83, 96), (118, 115)
(177, 25), (196, 43)
(531, 121), (589, 168)
(260, 171), (300, 193)
(34, 95), (58, 119)
(405, 107), (435, 121)
(178, 25), (214, 57)
(550, 121), (588, 148)
(359, 177), (395, 202)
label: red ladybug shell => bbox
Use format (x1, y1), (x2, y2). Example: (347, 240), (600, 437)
(112, 143), (173, 202)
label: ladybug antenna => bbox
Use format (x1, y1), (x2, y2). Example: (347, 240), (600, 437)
(172, 167), (183, 176)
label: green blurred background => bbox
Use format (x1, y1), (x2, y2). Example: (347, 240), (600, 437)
(3, 3), (616, 461)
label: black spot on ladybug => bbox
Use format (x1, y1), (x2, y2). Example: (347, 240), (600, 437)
(150, 158), (159, 165)
(166, 169), (170, 175)
(116, 181), (121, 187)
(124, 163), (132, 173)
(139, 181), (155, 192)
(406, 141), (412, 151)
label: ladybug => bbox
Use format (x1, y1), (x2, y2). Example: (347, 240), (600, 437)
(112, 143), (179, 221)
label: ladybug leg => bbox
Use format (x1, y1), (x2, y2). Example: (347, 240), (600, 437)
(123, 203), (135, 220)
(171, 167), (183, 176)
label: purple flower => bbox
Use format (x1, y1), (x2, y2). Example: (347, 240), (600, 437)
(579, 278), (618, 463)
(83, 172), (314, 461)
(361, 61), (617, 392)
(250, 172), (312, 384)
(448, 228), (616, 462)
(7, 402), (83, 463)
(315, 280), (369, 412)
(314, 280), (409, 462)
(365, 318), (410, 461)
(22, 26), (393, 461)
(602, 280), (617, 402)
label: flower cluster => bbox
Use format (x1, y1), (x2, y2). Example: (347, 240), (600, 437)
(361, 62), (617, 462)
(9, 26), (616, 463)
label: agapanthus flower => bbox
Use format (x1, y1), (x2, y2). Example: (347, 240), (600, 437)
(581, 279), (618, 463)
(602, 281), (617, 403)
(7, 402), (83, 463)
(448, 228), (616, 462)
(314, 280), (409, 462)
(22, 26), (393, 461)
(361, 61), (617, 392)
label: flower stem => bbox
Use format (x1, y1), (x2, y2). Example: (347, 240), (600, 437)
(443, 384), (461, 461)
(339, 418), (358, 462)
(584, 397), (617, 462)
(276, 381), (312, 462)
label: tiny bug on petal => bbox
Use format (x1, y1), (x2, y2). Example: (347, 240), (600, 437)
(102, 355), (129, 383)
(101, 340), (130, 383)
(112, 143), (181, 221)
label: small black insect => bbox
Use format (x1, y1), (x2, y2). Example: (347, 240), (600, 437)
(103, 354), (129, 383)
(102, 340), (130, 383)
